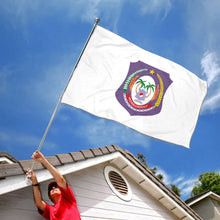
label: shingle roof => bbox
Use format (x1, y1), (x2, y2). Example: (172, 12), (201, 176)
(185, 190), (220, 206)
(0, 145), (202, 219)
(0, 151), (19, 164)
(185, 190), (211, 204)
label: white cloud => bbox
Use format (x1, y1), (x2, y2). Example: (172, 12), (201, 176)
(202, 91), (220, 112)
(201, 51), (220, 86)
(177, 169), (220, 198)
(154, 167), (220, 199)
(76, 0), (123, 24)
(178, 178), (197, 197)
(184, 1), (220, 113)
(75, 116), (150, 148)
(155, 167), (171, 185)
(201, 51), (220, 113)
(0, 0), (123, 29)
(173, 176), (184, 185)
(136, 0), (172, 18)
(153, 167), (198, 198)
(30, 55), (74, 105)
(185, 1), (220, 47)
(0, 0), (173, 32)
(0, 130), (57, 151)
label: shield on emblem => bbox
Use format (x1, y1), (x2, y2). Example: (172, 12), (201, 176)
(115, 61), (173, 116)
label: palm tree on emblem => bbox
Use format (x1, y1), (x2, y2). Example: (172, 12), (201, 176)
(135, 79), (155, 101)
(146, 82), (155, 94)
(136, 79), (146, 89)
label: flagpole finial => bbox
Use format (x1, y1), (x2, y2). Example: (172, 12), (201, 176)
(95, 17), (100, 24)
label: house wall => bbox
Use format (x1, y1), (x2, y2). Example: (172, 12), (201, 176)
(0, 162), (178, 220)
(191, 197), (220, 220)
(0, 186), (42, 220)
(67, 162), (178, 220)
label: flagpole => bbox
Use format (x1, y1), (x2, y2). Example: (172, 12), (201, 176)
(27, 18), (100, 179)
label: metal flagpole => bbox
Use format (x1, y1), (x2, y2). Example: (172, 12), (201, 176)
(27, 18), (100, 179)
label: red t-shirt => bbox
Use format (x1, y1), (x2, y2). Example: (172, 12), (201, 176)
(39, 184), (81, 220)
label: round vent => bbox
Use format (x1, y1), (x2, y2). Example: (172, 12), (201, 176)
(104, 166), (132, 201)
(109, 171), (128, 195)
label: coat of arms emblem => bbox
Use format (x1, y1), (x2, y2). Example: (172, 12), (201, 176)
(115, 61), (173, 116)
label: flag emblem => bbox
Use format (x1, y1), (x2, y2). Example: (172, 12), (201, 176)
(115, 61), (173, 116)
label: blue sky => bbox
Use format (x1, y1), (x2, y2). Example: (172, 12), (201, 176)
(0, 0), (220, 200)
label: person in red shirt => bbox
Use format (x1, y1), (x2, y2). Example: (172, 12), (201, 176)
(27, 151), (81, 220)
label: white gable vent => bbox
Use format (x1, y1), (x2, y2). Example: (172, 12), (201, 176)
(104, 166), (132, 201)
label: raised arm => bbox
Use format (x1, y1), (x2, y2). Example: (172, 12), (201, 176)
(26, 169), (46, 212)
(31, 151), (67, 189)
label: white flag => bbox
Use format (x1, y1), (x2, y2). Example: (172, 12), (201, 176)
(61, 25), (207, 148)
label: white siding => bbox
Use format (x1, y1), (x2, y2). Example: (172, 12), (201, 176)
(0, 186), (42, 220)
(66, 162), (178, 220)
(0, 162), (178, 220)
